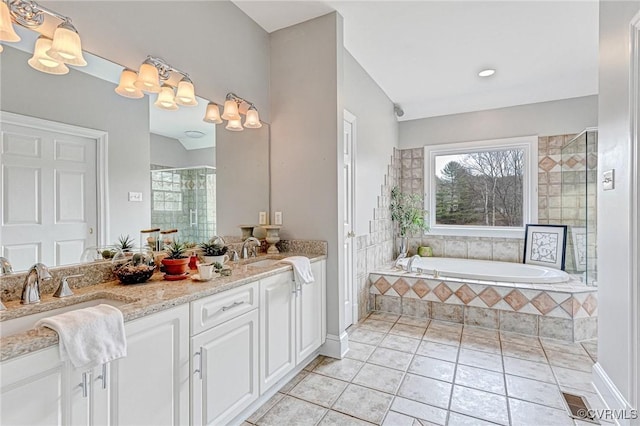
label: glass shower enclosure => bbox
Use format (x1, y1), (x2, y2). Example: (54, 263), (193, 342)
(150, 166), (216, 244)
(560, 129), (597, 285)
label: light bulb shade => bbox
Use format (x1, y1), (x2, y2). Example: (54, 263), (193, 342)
(115, 69), (144, 99)
(47, 23), (87, 66)
(154, 85), (178, 111)
(134, 63), (161, 93)
(203, 102), (223, 124)
(244, 107), (262, 129)
(225, 118), (244, 132)
(0, 44), (3, 53)
(175, 79), (198, 106)
(0, 2), (20, 42)
(221, 99), (241, 120)
(28, 37), (69, 75)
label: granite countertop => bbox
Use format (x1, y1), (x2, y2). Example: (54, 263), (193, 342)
(0, 253), (326, 362)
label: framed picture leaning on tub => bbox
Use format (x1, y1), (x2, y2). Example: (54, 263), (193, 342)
(523, 224), (568, 270)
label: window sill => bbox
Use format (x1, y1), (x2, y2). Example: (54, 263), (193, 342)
(427, 226), (525, 239)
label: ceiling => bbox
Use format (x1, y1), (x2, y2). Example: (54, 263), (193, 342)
(233, 1), (599, 121)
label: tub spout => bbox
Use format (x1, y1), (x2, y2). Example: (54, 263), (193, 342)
(405, 255), (421, 273)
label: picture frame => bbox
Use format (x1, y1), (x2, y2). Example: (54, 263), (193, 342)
(523, 224), (568, 270)
(570, 226), (587, 271)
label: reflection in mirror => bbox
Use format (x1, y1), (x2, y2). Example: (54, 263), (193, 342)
(0, 29), (269, 272)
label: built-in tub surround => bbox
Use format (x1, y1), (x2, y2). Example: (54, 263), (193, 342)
(396, 256), (570, 284)
(369, 263), (597, 342)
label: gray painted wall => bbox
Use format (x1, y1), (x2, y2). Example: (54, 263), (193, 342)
(1, 46), (150, 244)
(399, 95), (598, 148)
(343, 50), (399, 236)
(150, 133), (215, 168)
(270, 13), (346, 341)
(596, 0), (640, 411)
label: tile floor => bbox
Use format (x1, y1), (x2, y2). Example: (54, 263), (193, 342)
(243, 311), (604, 426)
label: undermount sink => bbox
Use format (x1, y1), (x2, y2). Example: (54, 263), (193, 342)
(0, 298), (127, 339)
(245, 259), (283, 268)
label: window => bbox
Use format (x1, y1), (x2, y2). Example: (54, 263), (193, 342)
(424, 136), (538, 237)
(151, 170), (183, 212)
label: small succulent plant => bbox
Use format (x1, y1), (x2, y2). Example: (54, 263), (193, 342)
(200, 240), (228, 256)
(116, 234), (136, 252)
(164, 240), (188, 259)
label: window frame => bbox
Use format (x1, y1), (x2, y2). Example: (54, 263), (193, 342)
(424, 135), (538, 238)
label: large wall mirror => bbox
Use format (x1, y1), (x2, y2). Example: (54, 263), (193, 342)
(0, 29), (270, 272)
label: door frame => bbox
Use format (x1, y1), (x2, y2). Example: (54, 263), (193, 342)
(629, 10), (640, 411)
(0, 111), (110, 246)
(343, 109), (358, 325)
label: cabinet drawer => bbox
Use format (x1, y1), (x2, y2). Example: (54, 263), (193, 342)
(191, 282), (259, 335)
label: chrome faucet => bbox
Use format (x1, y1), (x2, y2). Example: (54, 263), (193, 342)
(0, 257), (13, 276)
(394, 253), (407, 269)
(21, 263), (52, 305)
(405, 255), (421, 273)
(241, 237), (261, 259)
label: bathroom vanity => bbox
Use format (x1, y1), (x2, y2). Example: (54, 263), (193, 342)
(0, 255), (326, 426)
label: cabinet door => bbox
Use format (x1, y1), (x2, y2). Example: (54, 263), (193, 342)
(109, 305), (190, 426)
(192, 309), (259, 426)
(0, 346), (66, 426)
(68, 363), (110, 426)
(259, 271), (296, 393)
(296, 260), (326, 362)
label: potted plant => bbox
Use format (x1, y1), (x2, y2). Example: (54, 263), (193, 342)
(115, 234), (136, 252)
(161, 240), (189, 276)
(390, 187), (430, 256)
(200, 239), (229, 265)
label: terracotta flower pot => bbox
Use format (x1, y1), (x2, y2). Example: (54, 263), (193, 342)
(161, 257), (189, 275)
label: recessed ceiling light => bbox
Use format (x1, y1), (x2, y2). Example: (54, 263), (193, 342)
(478, 69), (496, 77)
(184, 130), (205, 138)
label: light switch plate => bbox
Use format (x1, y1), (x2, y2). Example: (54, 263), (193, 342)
(274, 211), (283, 225)
(259, 211), (267, 225)
(603, 169), (615, 191)
(128, 191), (143, 202)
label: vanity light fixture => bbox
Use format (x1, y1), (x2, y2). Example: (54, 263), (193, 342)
(27, 35), (69, 75)
(213, 92), (262, 131)
(203, 102), (223, 124)
(114, 68), (143, 99)
(1, 0), (87, 69)
(117, 55), (198, 112)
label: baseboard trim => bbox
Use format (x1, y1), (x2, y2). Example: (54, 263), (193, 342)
(592, 362), (636, 426)
(320, 332), (349, 359)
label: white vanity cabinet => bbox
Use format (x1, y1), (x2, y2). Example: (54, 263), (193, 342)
(0, 346), (67, 426)
(190, 282), (260, 426)
(260, 260), (326, 394)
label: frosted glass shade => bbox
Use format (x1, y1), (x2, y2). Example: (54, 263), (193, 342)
(28, 37), (69, 75)
(244, 107), (262, 129)
(203, 102), (223, 124)
(47, 24), (87, 66)
(0, 2), (20, 42)
(0, 44), (3, 53)
(134, 63), (161, 93)
(154, 85), (178, 111)
(115, 69), (144, 99)
(175, 79), (198, 106)
(221, 99), (241, 120)
(225, 119), (244, 132)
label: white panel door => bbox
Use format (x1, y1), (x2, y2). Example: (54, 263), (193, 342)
(343, 111), (356, 327)
(0, 121), (97, 270)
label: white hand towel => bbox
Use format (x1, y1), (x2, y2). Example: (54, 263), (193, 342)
(36, 304), (127, 369)
(280, 256), (315, 285)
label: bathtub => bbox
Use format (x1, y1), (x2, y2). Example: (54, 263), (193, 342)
(396, 256), (571, 284)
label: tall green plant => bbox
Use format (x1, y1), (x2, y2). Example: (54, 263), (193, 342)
(390, 187), (430, 237)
